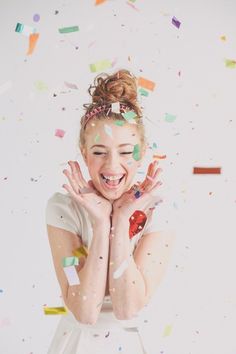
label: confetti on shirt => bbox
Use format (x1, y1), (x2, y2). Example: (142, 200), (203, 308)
(172, 16), (181, 28)
(27, 33), (39, 55)
(164, 113), (176, 122)
(63, 265), (80, 285)
(89, 59), (112, 72)
(138, 77), (155, 91)
(113, 259), (129, 279)
(15, 22), (37, 36)
(193, 167), (221, 174)
(132, 144), (141, 161)
(55, 129), (65, 138)
(225, 59), (236, 68)
(58, 26), (79, 33)
(43, 306), (67, 315)
(62, 256), (79, 267)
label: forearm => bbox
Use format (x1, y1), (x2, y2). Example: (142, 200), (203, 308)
(109, 215), (146, 319)
(66, 221), (110, 324)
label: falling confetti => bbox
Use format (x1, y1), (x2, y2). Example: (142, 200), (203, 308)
(27, 33), (39, 55)
(172, 16), (181, 28)
(62, 256), (79, 267)
(15, 22), (36, 36)
(0, 81), (12, 96)
(43, 306), (67, 315)
(33, 14), (40, 22)
(64, 81), (78, 89)
(113, 259), (129, 279)
(58, 26), (79, 33)
(164, 113), (176, 122)
(55, 129), (65, 138)
(163, 324), (173, 336)
(139, 88), (149, 96)
(138, 77), (155, 91)
(95, 0), (107, 4)
(225, 59), (236, 68)
(132, 144), (141, 161)
(34, 80), (48, 91)
(89, 59), (112, 72)
(193, 167), (221, 174)
(63, 265), (80, 285)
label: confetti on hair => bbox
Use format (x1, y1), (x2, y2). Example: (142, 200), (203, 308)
(15, 22), (36, 36)
(89, 59), (112, 73)
(225, 59), (236, 68)
(43, 306), (67, 315)
(55, 129), (65, 138)
(58, 26), (79, 33)
(164, 113), (176, 122)
(172, 16), (181, 28)
(132, 144), (141, 161)
(139, 88), (149, 96)
(64, 81), (78, 89)
(94, 133), (100, 142)
(163, 324), (173, 337)
(122, 111), (137, 123)
(138, 77), (155, 91)
(113, 259), (129, 279)
(27, 33), (39, 55)
(73, 246), (88, 258)
(62, 256), (79, 267)
(111, 102), (120, 113)
(104, 124), (113, 137)
(63, 265), (80, 285)
(193, 167), (221, 174)
(114, 120), (125, 126)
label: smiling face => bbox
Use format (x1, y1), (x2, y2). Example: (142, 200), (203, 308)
(81, 118), (146, 201)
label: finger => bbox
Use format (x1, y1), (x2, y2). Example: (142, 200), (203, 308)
(141, 161), (158, 190)
(63, 168), (81, 194)
(73, 161), (88, 186)
(139, 163), (153, 190)
(62, 183), (83, 201)
(69, 161), (87, 188)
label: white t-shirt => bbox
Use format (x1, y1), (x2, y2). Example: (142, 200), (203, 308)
(45, 192), (167, 252)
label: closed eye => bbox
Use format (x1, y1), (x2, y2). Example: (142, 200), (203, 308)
(93, 152), (133, 155)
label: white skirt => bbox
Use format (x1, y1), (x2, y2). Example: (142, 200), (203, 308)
(47, 298), (149, 354)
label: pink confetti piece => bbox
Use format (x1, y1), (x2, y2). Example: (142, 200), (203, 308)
(55, 129), (65, 138)
(64, 81), (78, 89)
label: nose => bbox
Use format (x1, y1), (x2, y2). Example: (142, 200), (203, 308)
(105, 151), (121, 170)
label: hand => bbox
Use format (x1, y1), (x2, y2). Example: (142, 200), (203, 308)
(62, 161), (112, 225)
(112, 160), (163, 220)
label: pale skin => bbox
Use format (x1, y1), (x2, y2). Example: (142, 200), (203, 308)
(47, 119), (176, 324)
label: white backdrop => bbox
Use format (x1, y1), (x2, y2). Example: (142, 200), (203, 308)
(0, 0), (236, 353)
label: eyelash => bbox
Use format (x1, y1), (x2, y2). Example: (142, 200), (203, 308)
(93, 152), (133, 155)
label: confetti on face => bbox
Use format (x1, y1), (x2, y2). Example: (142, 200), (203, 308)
(55, 129), (65, 138)
(62, 256), (79, 267)
(132, 144), (141, 161)
(33, 14), (40, 22)
(63, 266), (80, 286)
(113, 259), (129, 279)
(114, 120), (125, 126)
(43, 307), (67, 315)
(164, 113), (176, 123)
(104, 124), (113, 137)
(172, 16), (181, 28)
(129, 210), (147, 239)
(58, 26), (79, 34)
(94, 133), (100, 142)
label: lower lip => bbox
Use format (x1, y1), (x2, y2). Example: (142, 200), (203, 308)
(100, 175), (125, 190)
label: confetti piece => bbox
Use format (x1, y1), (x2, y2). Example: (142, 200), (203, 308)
(55, 129), (65, 138)
(62, 256), (79, 267)
(15, 22), (36, 36)
(126, 1), (139, 11)
(27, 33), (39, 55)
(33, 14), (40, 22)
(163, 324), (173, 337)
(153, 154), (166, 160)
(220, 35), (226, 41)
(64, 81), (78, 89)
(59, 26), (79, 34)
(63, 266), (80, 285)
(89, 60), (112, 73)
(152, 142), (158, 150)
(172, 16), (181, 28)
(95, 0), (107, 4)
(139, 88), (149, 96)
(138, 77), (155, 91)
(129, 210), (147, 239)
(0, 81), (12, 96)
(34, 80), (48, 91)
(43, 306), (67, 315)
(114, 120), (125, 126)
(132, 144), (141, 161)
(111, 102), (120, 113)
(94, 134), (100, 142)
(134, 190), (142, 198)
(225, 59), (236, 68)
(113, 259), (129, 279)
(164, 113), (176, 122)
(104, 124), (113, 137)
(73, 246), (88, 258)
(0, 317), (11, 327)
(193, 167), (221, 174)
(122, 111), (137, 123)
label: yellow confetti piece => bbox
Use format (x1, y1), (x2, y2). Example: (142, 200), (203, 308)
(89, 59), (112, 72)
(73, 246), (88, 258)
(163, 324), (173, 337)
(220, 35), (226, 41)
(225, 59), (236, 68)
(43, 306), (67, 315)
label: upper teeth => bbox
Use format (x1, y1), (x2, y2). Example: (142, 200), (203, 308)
(102, 174), (124, 180)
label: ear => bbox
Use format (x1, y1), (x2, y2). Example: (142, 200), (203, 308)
(137, 144), (147, 166)
(80, 147), (88, 166)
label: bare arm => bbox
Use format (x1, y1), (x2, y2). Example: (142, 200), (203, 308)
(47, 219), (110, 325)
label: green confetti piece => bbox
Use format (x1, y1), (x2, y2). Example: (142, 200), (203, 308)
(132, 144), (141, 161)
(163, 324), (173, 337)
(225, 59), (236, 68)
(89, 60), (112, 73)
(114, 120), (125, 126)
(15, 23), (24, 33)
(62, 256), (79, 267)
(152, 142), (158, 149)
(139, 88), (149, 96)
(34, 80), (48, 91)
(58, 26), (79, 33)
(94, 133), (100, 142)
(164, 113), (176, 123)
(122, 111), (137, 121)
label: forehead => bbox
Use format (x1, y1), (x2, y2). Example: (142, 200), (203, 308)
(85, 119), (140, 147)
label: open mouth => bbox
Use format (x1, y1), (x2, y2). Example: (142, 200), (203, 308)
(100, 174), (125, 189)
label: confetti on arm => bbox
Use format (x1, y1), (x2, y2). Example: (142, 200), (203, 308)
(58, 26), (79, 33)
(138, 77), (156, 91)
(193, 167), (221, 174)
(62, 256), (79, 267)
(63, 265), (80, 285)
(55, 129), (65, 138)
(73, 245), (88, 258)
(43, 306), (67, 315)
(27, 33), (39, 55)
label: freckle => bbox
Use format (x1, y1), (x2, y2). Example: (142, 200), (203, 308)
(147, 252), (151, 255)
(159, 262), (162, 265)
(99, 256), (103, 259)
(165, 244), (169, 247)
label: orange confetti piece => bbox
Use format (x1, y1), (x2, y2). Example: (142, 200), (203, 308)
(153, 154), (166, 160)
(95, 0), (106, 4)
(193, 167), (221, 174)
(138, 77), (156, 91)
(27, 33), (39, 55)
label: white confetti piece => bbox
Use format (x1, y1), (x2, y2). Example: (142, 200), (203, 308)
(63, 266), (80, 286)
(113, 259), (129, 279)
(0, 81), (12, 96)
(104, 124), (113, 138)
(111, 102), (120, 113)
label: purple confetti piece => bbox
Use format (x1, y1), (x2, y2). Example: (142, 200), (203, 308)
(33, 14), (40, 22)
(172, 16), (181, 28)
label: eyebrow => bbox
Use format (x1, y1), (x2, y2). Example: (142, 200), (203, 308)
(90, 144), (134, 149)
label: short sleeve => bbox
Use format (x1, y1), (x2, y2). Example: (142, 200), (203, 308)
(45, 192), (81, 235)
